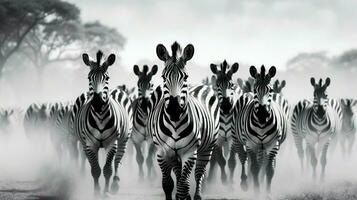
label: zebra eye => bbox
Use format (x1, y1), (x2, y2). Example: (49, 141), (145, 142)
(184, 74), (188, 80)
(269, 89), (273, 93)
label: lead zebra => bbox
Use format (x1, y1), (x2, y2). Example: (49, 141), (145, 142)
(291, 78), (342, 181)
(131, 64), (158, 179)
(207, 60), (240, 184)
(147, 42), (219, 200)
(71, 51), (132, 195)
(231, 65), (288, 193)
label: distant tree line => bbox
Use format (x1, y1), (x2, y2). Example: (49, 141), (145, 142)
(0, 0), (125, 79)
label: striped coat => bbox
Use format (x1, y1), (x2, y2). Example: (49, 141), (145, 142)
(147, 42), (219, 200)
(71, 51), (132, 195)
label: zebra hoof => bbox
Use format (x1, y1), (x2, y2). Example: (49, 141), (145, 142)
(111, 177), (120, 193)
(221, 175), (228, 185)
(240, 180), (248, 191)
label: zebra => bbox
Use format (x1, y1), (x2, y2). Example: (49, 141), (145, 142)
(0, 108), (14, 135)
(207, 60), (240, 184)
(131, 64), (158, 179)
(71, 51), (133, 195)
(272, 79), (286, 94)
(231, 65), (288, 193)
(23, 103), (51, 140)
(237, 77), (255, 93)
(49, 102), (79, 163)
(147, 42), (219, 200)
(338, 98), (357, 156)
(117, 84), (137, 100)
(291, 77), (342, 181)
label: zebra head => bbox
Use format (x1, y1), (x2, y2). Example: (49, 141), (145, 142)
(82, 51), (116, 103)
(210, 60), (239, 114)
(310, 77), (330, 118)
(250, 65), (276, 120)
(156, 42), (194, 122)
(0, 109), (14, 127)
(272, 79), (286, 94)
(133, 64), (158, 99)
(340, 99), (356, 130)
(237, 77), (255, 93)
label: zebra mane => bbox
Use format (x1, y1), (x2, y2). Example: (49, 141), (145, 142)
(96, 50), (103, 66)
(171, 41), (182, 61)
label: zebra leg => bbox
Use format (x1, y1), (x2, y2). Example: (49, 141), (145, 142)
(228, 143), (237, 184)
(293, 134), (304, 172)
(320, 142), (329, 182)
(207, 147), (218, 183)
(134, 143), (144, 179)
(177, 155), (196, 200)
(67, 139), (79, 167)
(84, 145), (101, 196)
(103, 143), (117, 194)
(146, 143), (157, 179)
(266, 149), (278, 193)
(78, 144), (86, 174)
(194, 149), (213, 200)
(157, 154), (174, 200)
(307, 144), (317, 180)
(237, 142), (248, 191)
(247, 149), (260, 193)
(111, 137), (129, 193)
(216, 146), (228, 184)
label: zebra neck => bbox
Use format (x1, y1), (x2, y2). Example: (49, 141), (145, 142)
(311, 110), (328, 126)
(164, 102), (188, 123)
(252, 103), (272, 125)
(90, 92), (109, 113)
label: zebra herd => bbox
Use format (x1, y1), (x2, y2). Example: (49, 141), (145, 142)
(0, 41), (356, 199)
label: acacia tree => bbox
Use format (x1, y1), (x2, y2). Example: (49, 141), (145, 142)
(22, 21), (82, 79)
(0, 0), (81, 78)
(82, 21), (126, 55)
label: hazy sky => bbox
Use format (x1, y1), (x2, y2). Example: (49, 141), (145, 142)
(68, 0), (357, 70)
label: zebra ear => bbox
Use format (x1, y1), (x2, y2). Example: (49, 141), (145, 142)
(249, 66), (257, 78)
(210, 64), (218, 74)
(105, 54), (116, 67)
(156, 44), (169, 61)
(211, 75), (217, 88)
(183, 44), (194, 62)
(150, 65), (158, 76)
(268, 66), (276, 78)
(237, 78), (244, 89)
(133, 65), (140, 76)
(273, 80), (279, 91)
(281, 80), (286, 88)
(82, 53), (91, 66)
(229, 63), (239, 75)
(325, 77), (331, 87)
(310, 77), (316, 86)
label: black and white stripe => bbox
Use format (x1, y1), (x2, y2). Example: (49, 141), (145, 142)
(231, 65), (288, 193)
(207, 60), (241, 184)
(131, 64), (158, 179)
(338, 98), (357, 156)
(291, 77), (342, 180)
(70, 51), (133, 195)
(147, 42), (219, 199)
